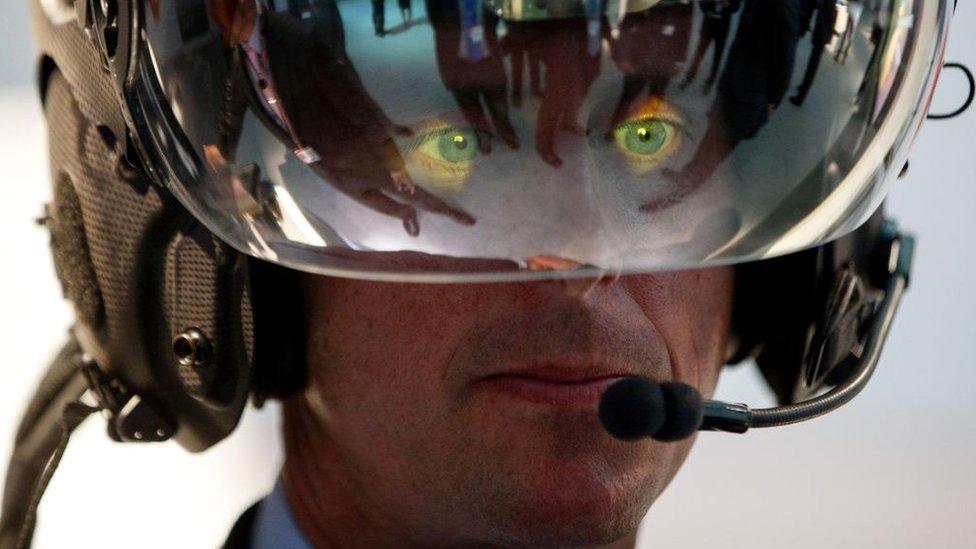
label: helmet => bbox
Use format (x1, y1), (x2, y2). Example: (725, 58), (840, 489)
(1, 0), (955, 544)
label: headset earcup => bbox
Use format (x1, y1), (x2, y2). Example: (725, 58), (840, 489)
(730, 209), (888, 405)
(44, 68), (253, 451)
(247, 258), (307, 404)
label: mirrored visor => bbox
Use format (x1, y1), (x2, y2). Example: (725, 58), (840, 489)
(135, 0), (948, 281)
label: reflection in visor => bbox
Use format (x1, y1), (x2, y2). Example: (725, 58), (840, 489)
(403, 121), (482, 192)
(610, 96), (684, 176)
(138, 0), (945, 279)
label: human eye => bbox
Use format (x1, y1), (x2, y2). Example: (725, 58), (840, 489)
(403, 123), (480, 191)
(611, 98), (684, 175)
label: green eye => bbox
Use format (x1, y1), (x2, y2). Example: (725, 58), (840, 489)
(404, 125), (480, 192)
(615, 120), (670, 156)
(429, 129), (478, 163)
(611, 116), (682, 175)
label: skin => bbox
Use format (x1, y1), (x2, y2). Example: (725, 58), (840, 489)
(281, 267), (733, 547)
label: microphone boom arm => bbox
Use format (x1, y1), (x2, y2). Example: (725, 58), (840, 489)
(700, 228), (914, 434)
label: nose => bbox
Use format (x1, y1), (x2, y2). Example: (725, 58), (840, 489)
(559, 271), (621, 299)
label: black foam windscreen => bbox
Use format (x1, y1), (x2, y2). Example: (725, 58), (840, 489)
(599, 377), (666, 441)
(655, 382), (704, 442)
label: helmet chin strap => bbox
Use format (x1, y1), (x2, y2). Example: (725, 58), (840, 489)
(0, 342), (95, 549)
(12, 400), (100, 549)
(0, 346), (174, 549)
(601, 223), (915, 440)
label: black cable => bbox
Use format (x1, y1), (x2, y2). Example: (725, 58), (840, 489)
(928, 63), (975, 120)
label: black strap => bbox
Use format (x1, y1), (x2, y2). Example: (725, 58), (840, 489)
(222, 502), (261, 549)
(14, 401), (100, 549)
(0, 339), (91, 549)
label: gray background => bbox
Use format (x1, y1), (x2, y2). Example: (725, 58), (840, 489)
(0, 2), (973, 547)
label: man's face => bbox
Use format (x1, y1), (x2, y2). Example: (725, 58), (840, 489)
(286, 268), (733, 546)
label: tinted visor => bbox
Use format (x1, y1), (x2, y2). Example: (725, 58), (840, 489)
(135, 0), (948, 281)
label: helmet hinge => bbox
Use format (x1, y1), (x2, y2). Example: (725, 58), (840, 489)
(78, 356), (174, 443)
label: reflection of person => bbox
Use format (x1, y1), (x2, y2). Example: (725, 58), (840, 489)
(503, 20), (545, 107)
(856, 20), (887, 99)
(426, 0), (519, 153)
(372, 0), (412, 36)
(371, 0), (385, 35)
(835, 0), (863, 64)
(532, 17), (603, 167)
(680, 0), (741, 95)
(660, 0), (803, 210)
(608, 3), (693, 134)
(790, 0), (838, 107)
(211, 0), (473, 236)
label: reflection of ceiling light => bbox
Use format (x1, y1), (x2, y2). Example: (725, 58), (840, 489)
(39, 0), (77, 26)
(273, 185), (328, 247)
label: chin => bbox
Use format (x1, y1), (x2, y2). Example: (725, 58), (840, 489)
(496, 494), (647, 548)
(487, 460), (657, 548)
(456, 409), (685, 546)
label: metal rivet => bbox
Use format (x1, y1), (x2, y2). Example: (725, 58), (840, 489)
(172, 328), (212, 369)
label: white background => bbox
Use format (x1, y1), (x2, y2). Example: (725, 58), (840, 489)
(0, 2), (974, 548)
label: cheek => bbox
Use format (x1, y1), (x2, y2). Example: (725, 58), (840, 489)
(623, 267), (733, 394)
(300, 278), (484, 441)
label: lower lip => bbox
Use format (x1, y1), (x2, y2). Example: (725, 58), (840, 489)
(478, 376), (624, 408)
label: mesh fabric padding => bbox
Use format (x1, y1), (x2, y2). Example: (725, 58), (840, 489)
(47, 68), (164, 373)
(31, 1), (128, 155)
(165, 233), (218, 396)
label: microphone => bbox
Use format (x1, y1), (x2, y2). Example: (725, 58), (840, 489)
(599, 378), (755, 442)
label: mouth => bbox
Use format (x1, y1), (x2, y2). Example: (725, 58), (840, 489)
(477, 365), (631, 408)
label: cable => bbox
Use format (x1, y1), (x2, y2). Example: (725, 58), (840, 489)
(928, 63), (975, 120)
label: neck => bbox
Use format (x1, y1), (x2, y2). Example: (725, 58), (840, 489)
(281, 395), (394, 547)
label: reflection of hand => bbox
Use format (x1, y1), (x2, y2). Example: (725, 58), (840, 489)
(208, 0), (258, 46)
(390, 169), (416, 195)
(640, 167), (698, 213)
(526, 255), (581, 272)
(203, 144), (262, 216)
(387, 124), (414, 137)
(204, 144), (228, 169)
